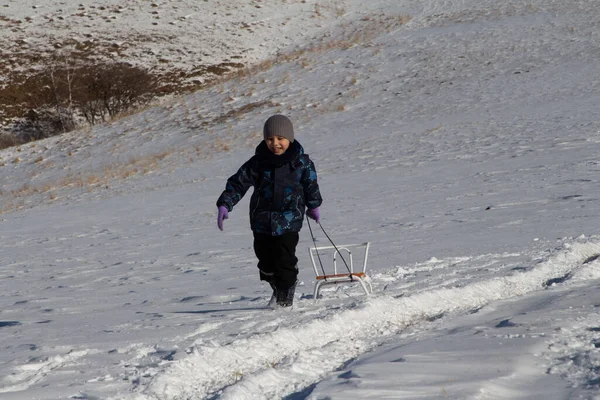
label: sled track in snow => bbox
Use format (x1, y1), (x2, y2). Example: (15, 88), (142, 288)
(130, 239), (600, 400)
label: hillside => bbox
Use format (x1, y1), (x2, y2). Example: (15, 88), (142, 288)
(1, 0), (600, 399)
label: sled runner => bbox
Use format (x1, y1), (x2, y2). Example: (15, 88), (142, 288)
(309, 242), (372, 300)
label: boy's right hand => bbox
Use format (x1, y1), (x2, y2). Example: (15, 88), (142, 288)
(217, 206), (229, 231)
(306, 207), (321, 223)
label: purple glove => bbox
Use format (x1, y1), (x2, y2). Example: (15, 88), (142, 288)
(306, 207), (320, 223)
(217, 206), (229, 231)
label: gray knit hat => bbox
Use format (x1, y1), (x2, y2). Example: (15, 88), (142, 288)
(263, 114), (294, 143)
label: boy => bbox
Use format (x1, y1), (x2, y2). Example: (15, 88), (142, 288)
(216, 114), (322, 308)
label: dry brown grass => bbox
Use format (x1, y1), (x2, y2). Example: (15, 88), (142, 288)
(213, 100), (278, 125)
(214, 13), (412, 88)
(0, 149), (173, 213)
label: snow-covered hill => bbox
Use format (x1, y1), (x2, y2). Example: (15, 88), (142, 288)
(1, 0), (600, 399)
(0, 0), (349, 82)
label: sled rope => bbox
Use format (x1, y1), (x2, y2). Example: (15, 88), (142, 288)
(307, 217), (354, 279)
(307, 216), (328, 279)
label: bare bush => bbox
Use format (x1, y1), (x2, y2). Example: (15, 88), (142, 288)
(77, 63), (157, 124)
(16, 107), (77, 142)
(18, 61), (78, 136)
(0, 131), (24, 150)
(2, 60), (157, 145)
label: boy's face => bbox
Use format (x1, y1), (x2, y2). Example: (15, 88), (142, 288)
(265, 136), (290, 155)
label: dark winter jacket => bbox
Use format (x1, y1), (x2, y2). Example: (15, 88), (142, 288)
(216, 140), (322, 236)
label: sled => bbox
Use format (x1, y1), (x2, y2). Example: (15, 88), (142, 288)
(309, 242), (372, 300)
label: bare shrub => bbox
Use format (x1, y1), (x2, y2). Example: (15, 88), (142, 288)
(77, 62), (157, 124)
(0, 131), (24, 150)
(17, 107), (77, 142)
(2, 61), (157, 144)
(17, 61), (78, 138)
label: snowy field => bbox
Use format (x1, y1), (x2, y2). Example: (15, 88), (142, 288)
(1, 0), (600, 399)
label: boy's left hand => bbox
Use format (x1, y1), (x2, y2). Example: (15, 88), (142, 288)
(217, 206), (229, 231)
(306, 207), (320, 223)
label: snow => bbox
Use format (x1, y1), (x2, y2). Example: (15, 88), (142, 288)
(1, 0), (600, 399)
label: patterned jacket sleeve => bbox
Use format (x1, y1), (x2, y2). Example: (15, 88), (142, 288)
(216, 157), (257, 212)
(301, 156), (323, 210)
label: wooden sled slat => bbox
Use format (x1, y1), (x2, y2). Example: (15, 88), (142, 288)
(316, 272), (367, 281)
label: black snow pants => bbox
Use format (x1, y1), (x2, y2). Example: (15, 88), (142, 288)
(253, 232), (299, 289)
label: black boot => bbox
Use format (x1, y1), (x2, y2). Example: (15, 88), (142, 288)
(276, 281), (297, 308)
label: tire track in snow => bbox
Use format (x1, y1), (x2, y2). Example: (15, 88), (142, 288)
(130, 238), (600, 400)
